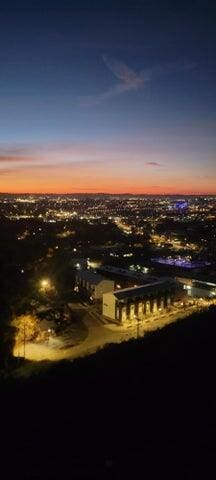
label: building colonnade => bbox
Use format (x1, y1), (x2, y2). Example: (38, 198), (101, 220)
(117, 295), (172, 323)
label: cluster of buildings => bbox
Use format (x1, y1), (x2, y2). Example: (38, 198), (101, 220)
(75, 266), (187, 324)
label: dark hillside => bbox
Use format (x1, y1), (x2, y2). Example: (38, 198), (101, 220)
(1, 306), (216, 478)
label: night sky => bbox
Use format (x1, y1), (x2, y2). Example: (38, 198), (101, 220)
(0, 0), (215, 194)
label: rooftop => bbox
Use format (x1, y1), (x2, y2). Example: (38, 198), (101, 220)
(98, 265), (159, 283)
(76, 270), (107, 285)
(113, 279), (177, 300)
(176, 274), (216, 288)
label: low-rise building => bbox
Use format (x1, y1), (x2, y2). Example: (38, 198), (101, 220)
(75, 270), (115, 300)
(176, 276), (216, 299)
(103, 279), (186, 323)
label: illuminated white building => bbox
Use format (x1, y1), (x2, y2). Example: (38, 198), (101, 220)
(75, 270), (114, 300)
(103, 279), (185, 323)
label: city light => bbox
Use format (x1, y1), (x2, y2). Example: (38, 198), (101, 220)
(40, 278), (51, 292)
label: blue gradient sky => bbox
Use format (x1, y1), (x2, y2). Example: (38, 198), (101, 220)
(0, 0), (215, 193)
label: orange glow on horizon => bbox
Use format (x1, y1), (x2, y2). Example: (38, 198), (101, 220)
(0, 180), (215, 196)
(0, 142), (215, 196)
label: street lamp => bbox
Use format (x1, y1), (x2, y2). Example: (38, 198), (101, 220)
(41, 278), (50, 288)
(23, 319), (26, 359)
(47, 328), (52, 344)
(134, 315), (140, 339)
(40, 278), (51, 293)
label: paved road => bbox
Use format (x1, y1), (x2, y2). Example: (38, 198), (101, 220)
(13, 303), (204, 363)
(13, 304), (124, 361)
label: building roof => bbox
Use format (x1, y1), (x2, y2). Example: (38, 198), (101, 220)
(176, 273), (216, 287)
(113, 279), (176, 300)
(76, 270), (107, 285)
(98, 265), (159, 283)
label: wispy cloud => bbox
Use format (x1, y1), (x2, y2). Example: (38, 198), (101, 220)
(102, 55), (146, 89)
(145, 161), (164, 167)
(16, 160), (103, 171)
(79, 56), (148, 106)
(143, 60), (196, 79)
(79, 56), (195, 106)
(0, 155), (34, 163)
(0, 168), (18, 175)
(0, 140), (151, 169)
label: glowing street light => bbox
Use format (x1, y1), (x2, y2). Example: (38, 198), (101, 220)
(40, 278), (51, 292)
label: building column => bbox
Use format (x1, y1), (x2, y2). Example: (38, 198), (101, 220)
(121, 306), (127, 323)
(130, 303), (135, 320)
(152, 299), (157, 314)
(160, 297), (165, 310)
(138, 302), (143, 318)
(146, 300), (151, 315)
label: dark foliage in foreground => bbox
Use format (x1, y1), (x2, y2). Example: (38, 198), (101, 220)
(1, 306), (216, 479)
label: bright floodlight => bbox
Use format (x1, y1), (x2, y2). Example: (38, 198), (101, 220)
(40, 278), (50, 289)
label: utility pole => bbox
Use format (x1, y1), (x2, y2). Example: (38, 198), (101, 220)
(137, 316), (139, 339)
(23, 321), (26, 359)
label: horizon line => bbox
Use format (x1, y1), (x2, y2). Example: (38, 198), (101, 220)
(0, 191), (216, 196)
